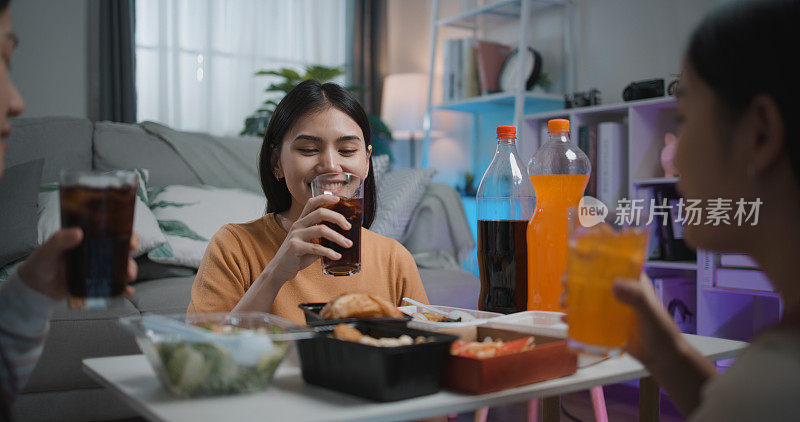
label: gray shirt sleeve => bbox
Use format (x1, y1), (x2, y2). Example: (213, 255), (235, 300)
(0, 270), (60, 400)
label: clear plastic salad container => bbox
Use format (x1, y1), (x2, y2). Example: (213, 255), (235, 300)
(119, 312), (311, 398)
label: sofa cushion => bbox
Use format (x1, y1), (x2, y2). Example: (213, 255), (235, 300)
(419, 268), (480, 310)
(139, 121), (263, 193)
(403, 183), (476, 263)
(0, 159), (43, 267)
(93, 121), (202, 187)
(147, 185), (266, 268)
(371, 168), (435, 241)
(135, 256), (196, 282)
(372, 153), (390, 184)
(126, 275), (195, 314)
(7, 117), (93, 183)
(22, 299), (141, 393)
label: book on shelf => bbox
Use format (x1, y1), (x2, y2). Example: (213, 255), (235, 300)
(454, 39), (463, 100)
(697, 249), (717, 287)
(654, 184), (696, 261)
(635, 184), (661, 260)
(577, 124), (598, 198)
(715, 268), (774, 292)
(442, 38), (481, 102)
(652, 277), (696, 334)
(719, 253), (759, 269)
(597, 121), (627, 208)
(443, 38), (457, 101)
(462, 39), (479, 99)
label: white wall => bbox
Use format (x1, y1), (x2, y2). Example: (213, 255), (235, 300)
(387, 0), (431, 75)
(574, 0), (723, 102)
(387, 0), (474, 185)
(9, 0), (89, 118)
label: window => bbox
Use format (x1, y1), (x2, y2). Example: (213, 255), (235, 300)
(135, 0), (348, 136)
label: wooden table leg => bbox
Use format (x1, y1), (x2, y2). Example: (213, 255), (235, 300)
(541, 396), (560, 422)
(639, 376), (661, 422)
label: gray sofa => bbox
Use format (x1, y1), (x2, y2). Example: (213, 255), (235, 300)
(2, 116), (480, 421)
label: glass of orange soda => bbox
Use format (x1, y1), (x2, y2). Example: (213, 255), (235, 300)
(565, 208), (649, 356)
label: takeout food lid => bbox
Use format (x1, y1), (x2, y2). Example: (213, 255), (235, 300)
(298, 302), (411, 327)
(296, 321), (457, 401)
(444, 326), (577, 395)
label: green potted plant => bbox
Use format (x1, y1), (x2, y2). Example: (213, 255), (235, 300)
(241, 65), (393, 160)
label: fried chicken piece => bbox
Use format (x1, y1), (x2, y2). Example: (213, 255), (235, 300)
(332, 323), (364, 342)
(320, 293), (404, 319)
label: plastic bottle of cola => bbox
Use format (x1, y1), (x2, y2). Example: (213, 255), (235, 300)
(476, 125), (536, 314)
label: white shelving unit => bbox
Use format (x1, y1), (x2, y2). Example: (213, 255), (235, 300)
(645, 260), (698, 271)
(697, 250), (783, 344)
(421, 0), (574, 168)
(522, 95), (679, 188)
(523, 96), (783, 345)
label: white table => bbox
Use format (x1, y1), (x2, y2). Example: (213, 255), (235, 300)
(83, 334), (746, 422)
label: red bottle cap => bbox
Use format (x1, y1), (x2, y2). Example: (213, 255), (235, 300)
(497, 125), (516, 138)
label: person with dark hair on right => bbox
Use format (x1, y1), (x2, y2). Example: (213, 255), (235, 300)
(609, 0), (800, 419)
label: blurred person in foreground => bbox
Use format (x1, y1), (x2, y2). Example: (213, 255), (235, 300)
(611, 0), (800, 420)
(0, 1), (138, 420)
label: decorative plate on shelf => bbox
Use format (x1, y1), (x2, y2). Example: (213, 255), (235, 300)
(499, 47), (542, 92)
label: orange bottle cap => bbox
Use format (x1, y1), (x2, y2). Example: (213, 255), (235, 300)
(548, 119), (570, 133)
(497, 125), (516, 137)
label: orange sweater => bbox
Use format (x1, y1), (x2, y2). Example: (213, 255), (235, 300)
(187, 213), (429, 324)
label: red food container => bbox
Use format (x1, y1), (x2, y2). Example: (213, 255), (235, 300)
(444, 326), (577, 394)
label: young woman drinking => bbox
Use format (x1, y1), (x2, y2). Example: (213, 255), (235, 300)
(188, 80), (428, 323)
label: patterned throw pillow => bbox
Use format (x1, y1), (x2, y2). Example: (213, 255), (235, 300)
(371, 154), (390, 185)
(0, 159), (43, 268)
(0, 260), (22, 282)
(147, 185), (266, 268)
(371, 168), (435, 241)
(36, 169), (166, 258)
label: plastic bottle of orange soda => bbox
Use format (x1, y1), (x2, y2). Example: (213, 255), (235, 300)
(526, 119), (591, 311)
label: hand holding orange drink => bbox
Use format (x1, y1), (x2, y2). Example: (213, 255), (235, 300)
(565, 214), (649, 356)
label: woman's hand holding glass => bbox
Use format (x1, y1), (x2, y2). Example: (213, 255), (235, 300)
(560, 271), (683, 365)
(262, 195), (353, 284)
(611, 274), (684, 367)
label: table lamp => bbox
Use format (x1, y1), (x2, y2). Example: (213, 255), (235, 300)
(381, 73), (428, 167)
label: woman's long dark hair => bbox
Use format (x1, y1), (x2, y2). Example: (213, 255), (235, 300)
(259, 80), (377, 228)
(686, 0), (800, 181)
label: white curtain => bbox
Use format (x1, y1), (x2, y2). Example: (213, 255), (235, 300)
(135, 0), (348, 136)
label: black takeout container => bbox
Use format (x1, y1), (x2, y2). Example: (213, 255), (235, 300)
(298, 302), (411, 327)
(296, 321), (458, 401)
